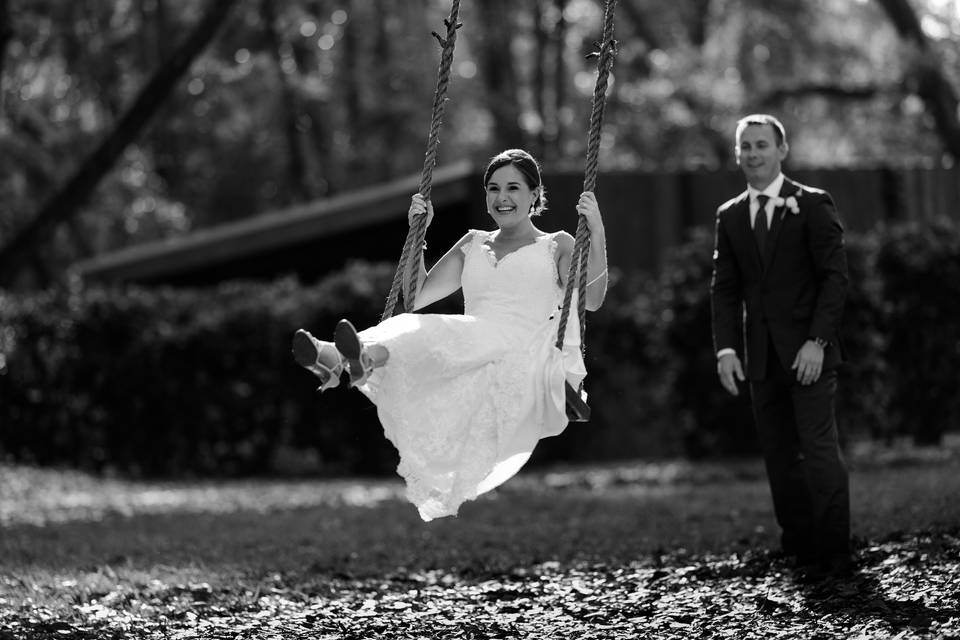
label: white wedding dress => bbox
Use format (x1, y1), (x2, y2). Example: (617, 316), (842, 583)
(355, 229), (586, 521)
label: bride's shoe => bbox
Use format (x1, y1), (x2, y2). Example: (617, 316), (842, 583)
(292, 329), (344, 391)
(334, 319), (375, 388)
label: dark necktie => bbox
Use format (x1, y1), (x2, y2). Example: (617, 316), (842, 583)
(754, 194), (769, 255)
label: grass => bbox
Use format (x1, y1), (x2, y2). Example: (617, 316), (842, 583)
(1, 439), (959, 638)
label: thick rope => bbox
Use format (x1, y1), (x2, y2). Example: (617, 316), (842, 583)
(556, 0), (617, 352)
(381, 0), (462, 321)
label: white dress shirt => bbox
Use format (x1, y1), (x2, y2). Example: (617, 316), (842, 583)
(748, 172), (785, 231)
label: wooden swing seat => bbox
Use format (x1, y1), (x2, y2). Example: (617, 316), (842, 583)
(565, 381), (591, 422)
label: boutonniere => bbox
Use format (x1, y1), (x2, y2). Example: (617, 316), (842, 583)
(772, 189), (802, 215)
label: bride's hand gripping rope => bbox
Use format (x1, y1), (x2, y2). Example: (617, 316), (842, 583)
(408, 193), (435, 231)
(403, 193), (434, 298)
(576, 191), (608, 290)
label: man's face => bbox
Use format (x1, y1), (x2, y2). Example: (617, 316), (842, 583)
(735, 124), (787, 190)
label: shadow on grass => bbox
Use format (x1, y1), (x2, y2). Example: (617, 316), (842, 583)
(796, 543), (960, 635)
(0, 479), (777, 577)
(2, 459), (959, 639)
(2, 457), (960, 580)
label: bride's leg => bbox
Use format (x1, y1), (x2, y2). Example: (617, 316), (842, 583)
(334, 319), (387, 387)
(292, 329), (345, 391)
(366, 344), (389, 367)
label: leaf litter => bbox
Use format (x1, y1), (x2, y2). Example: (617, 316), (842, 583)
(1, 446), (959, 639)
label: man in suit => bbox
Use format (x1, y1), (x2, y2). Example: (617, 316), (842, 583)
(710, 114), (851, 579)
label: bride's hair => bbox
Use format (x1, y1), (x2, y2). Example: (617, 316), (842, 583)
(482, 148), (548, 216)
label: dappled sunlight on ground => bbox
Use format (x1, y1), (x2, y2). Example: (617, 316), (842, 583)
(1, 447), (959, 638)
(0, 458), (772, 528)
(2, 435), (958, 530)
(0, 465), (405, 527)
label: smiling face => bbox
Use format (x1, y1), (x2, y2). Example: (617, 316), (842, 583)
(485, 165), (540, 229)
(735, 123), (788, 191)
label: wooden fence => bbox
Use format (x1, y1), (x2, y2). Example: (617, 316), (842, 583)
(537, 165), (960, 276)
(75, 164), (960, 285)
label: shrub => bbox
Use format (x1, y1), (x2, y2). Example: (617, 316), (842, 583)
(532, 271), (680, 465)
(2, 217), (955, 476)
(875, 217), (960, 444)
(836, 230), (891, 441)
(0, 263), (402, 477)
(655, 227), (756, 457)
(0, 261), (678, 477)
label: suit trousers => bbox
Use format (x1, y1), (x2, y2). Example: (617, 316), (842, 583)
(749, 338), (850, 560)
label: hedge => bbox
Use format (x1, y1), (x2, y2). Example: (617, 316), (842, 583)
(1, 218), (957, 477)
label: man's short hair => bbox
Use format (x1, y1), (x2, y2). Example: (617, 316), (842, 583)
(736, 114), (787, 147)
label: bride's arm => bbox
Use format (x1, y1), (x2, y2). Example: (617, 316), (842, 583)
(577, 191), (608, 310)
(411, 231), (472, 311)
(555, 230), (607, 312)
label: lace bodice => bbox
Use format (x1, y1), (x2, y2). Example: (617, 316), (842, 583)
(460, 230), (562, 328)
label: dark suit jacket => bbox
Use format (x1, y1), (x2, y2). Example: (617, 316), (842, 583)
(711, 176), (848, 381)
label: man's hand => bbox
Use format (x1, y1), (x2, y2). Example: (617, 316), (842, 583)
(717, 353), (745, 396)
(791, 340), (824, 385)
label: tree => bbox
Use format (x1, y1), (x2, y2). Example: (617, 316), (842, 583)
(0, 0), (11, 83)
(474, 0), (526, 152)
(875, 0), (960, 159)
(0, 0), (241, 288)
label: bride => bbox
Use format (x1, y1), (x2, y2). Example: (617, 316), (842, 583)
(293, 148), (608, 521)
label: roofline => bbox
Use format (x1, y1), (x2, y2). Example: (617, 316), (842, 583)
(73, 160), (477, 282)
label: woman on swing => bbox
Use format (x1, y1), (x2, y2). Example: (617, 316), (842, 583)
(293, 148), (608, 521)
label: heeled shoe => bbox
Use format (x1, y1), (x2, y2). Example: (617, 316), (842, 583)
(333, 319), (375, 388)
(292, 329), (344, 391)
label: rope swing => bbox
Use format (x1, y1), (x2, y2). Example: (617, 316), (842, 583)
(558, 0), (618, 422)
(378, 0), (616, 423)
(381, 0), (462, 321)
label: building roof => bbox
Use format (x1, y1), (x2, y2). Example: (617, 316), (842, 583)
(73, 160), (477, 284)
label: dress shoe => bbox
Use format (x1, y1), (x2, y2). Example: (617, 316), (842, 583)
(292, 329), (344, 391)
(334, 319), (375, 388)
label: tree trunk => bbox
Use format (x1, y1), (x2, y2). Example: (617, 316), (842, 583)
(371, 0), (394, 180)
(551, 0), (568, 160)
(302, 0), (332, 197)
(475, 0), (525, 151)
(0, 0), (242, 287)
(148, 0), (183, 189)
(532, 1), (548, 159)
(261, 0), (310, 204)
(874, 0), (960, 159)
(0, 0), (11, 90)
(689, 0), (711, 47)
(340, 0), (364, 183)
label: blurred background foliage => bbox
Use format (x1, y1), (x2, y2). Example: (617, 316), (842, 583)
(2, 218), (959, 477)
(1, 0), (959, 475)
(0, 0), (958, 278)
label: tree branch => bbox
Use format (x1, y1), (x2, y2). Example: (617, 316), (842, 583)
(874, 0), (960, 158)
(0, 0), (241, 287)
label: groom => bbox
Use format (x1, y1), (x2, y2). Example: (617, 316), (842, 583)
(710, 114), (851, 579)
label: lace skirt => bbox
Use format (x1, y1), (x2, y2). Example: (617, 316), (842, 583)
(356, 312), (584, 521)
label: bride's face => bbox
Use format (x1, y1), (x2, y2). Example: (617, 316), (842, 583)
(485, 165), (539, 228)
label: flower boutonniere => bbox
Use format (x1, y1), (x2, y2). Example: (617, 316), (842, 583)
(773, 188), (802, 216)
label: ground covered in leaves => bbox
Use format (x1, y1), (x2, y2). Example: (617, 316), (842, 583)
(2, 440), (959, 639)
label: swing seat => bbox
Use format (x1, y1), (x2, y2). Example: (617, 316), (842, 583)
(565, 381), (591, 422)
